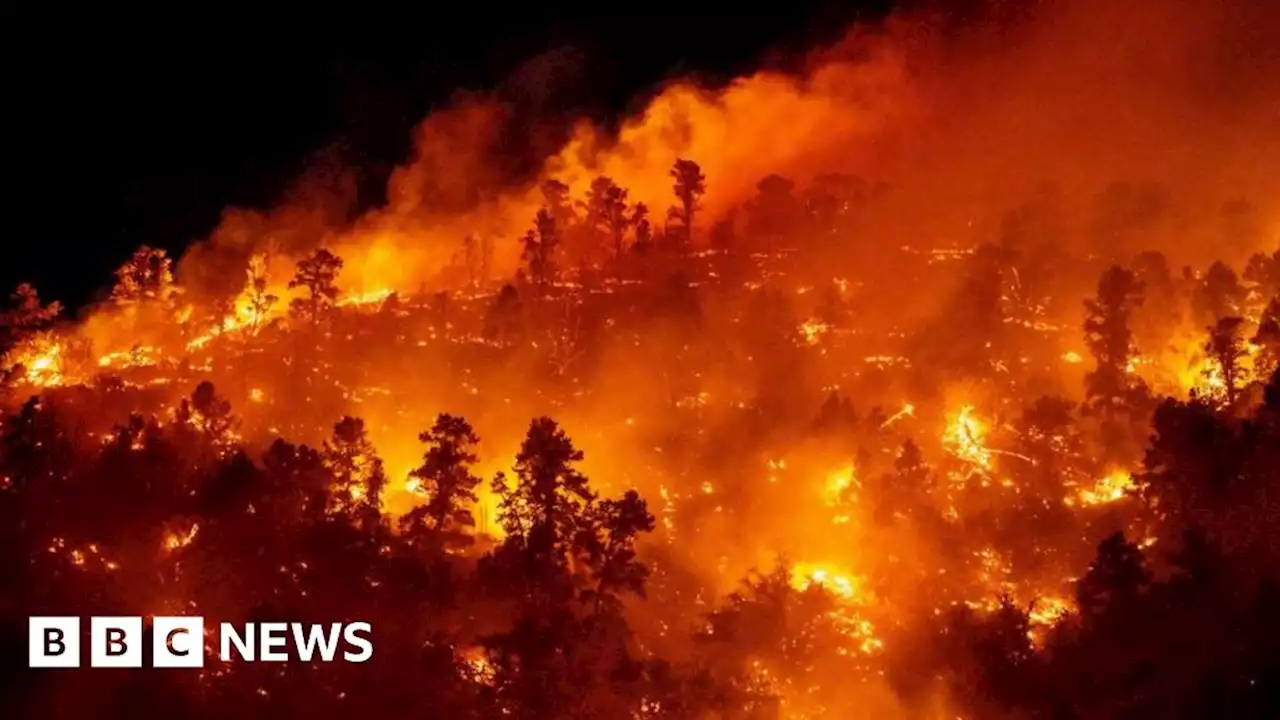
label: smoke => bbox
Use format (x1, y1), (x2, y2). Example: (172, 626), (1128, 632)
(170, 0), (1276, 304)
(16, 5), (1275, 714)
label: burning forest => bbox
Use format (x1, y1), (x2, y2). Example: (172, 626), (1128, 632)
(2, 0), (1279, 717)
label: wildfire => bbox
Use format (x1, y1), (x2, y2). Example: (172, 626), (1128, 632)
(943, 405), (992, 470)
(797, 318), (830, 346)
(98, 345), (164, 370)
(14, 337), (67, 387)
(164, 523), (200, 551)
(1028, 596), (1071, 626)
(1027, 595), (1073, 646)
(823, 463), (858, 507)
(461, 646), (495, 686)
(0, 10), (1272, 712)
(1072, 470), (1136, 507)
(879, 402), (915, 428)
(337, 288), (395, 308)
(790, 563), (865, 602)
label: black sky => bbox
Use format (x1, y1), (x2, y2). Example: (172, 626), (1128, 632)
(2, 5), (889, 310)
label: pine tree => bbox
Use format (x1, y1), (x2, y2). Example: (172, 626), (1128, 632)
(401, 414), (483, 547)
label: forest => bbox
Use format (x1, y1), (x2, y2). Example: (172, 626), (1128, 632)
(2, 1), (1279, 717)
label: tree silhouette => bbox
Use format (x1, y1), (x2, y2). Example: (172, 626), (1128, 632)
(584, 176), (631, 261)
(1082, 266), (1144, 414)
(488, 417), (599, 618)
(1252, 296), (1280, 380)
(814, 389), (857, 433)
(1013, 395), (1082, 494)
(1193, 260), (1245, 326)
(242, 254), (278, 336)
(1130, 250), (1180, 358)
(874, 438), (932, 521)
(461, 234), (480, 287)
(288, 248), (344, 328)
(401, 414), (483, 548)
(1076, 531), (1151, 624)
(579, 489), (654, 613)
(746, 174), (801, 249)
(1243, 250), (1280, 302)
(176, 380), (237, 447)
(630, 202), (652, 253)
(1203, 316), (1248, 406)
(0, 283), (61, 352)
(520, 209), (559, 291)
(483, 284), (522, 344)
(540, 179), (575, 228)
(111, 246), (177, 306)
(494, 417), (594, 555)
(323, 416), (387, 531)
(667, 158), (706, 249)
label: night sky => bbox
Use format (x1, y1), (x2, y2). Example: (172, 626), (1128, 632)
(2, 4), (888, 311)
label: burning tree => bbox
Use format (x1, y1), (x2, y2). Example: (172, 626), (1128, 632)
(1012, 395), (1084, 494)
(288, 248), (344, 328)
(493, 417), (595, 565)
(1202, 316), (1248, 406)
(1193, 260), (1245, 326)
(1082, 266), (1144, 415)
(479, 419), (657, 717)
(461, 234), (480, 287)
(111, 246), (177, 306)
(0, 284), (61, 364)
(324, 416), (387, 530)
(243, 254), (278, 335)
(1075, 531), (1152, 625)
(631, 202), (653, 254)
(175, 380), (237, 446)
(584, 176), (631, 261)
(401, 413), (483, 548)
(667, 158), (706, 249)
(1244, 250), (1280, 301)
(1, 284), (60, 337)
(540, 179), (576, 228)
(520, 209), (559, 292)
(579, 489), (655, 613)
(1252, 297), (1280, 380)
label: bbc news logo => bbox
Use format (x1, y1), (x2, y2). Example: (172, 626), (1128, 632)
(29, 617), (373, 668)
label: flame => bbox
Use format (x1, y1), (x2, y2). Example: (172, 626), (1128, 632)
(5, 335), (70, 388)
(823, 464), (858, 507)
(1073, 470), (1136, 507)
(798, 318), (831, 346)
(164, 523), (200, 551)
(337, 288), (395, 308)
(943, 405), (992, 470)
(790, 563), (866, 602)
(1028, 596), (1071, 626)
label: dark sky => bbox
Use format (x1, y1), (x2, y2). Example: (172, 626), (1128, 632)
(2, 5), (889, 311)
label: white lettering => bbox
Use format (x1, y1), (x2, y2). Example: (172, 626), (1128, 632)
(291, 623), (342, 662)
(260, 623), (288, 661)
(342, 622), (373, 662)
(219, 623), (254, 662)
